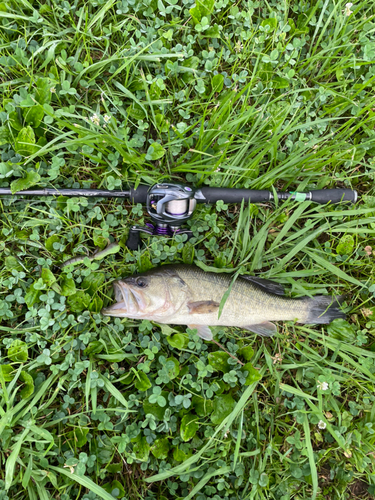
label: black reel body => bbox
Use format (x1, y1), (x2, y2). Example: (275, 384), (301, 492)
(126, 183), (205, 250)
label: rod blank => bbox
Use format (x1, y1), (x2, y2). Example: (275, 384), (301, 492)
(0, 188), (131, 198)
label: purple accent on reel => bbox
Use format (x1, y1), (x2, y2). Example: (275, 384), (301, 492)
(146, 223), (172, 235)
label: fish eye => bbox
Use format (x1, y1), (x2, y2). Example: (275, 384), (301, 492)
(136, 278), (147, 288)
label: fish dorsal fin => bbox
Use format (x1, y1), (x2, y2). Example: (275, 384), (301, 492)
(241, 276), (285, 296)
(188, 324), (213, 340)
(242, 322), (277, 337)
(187, 301), (220, 314)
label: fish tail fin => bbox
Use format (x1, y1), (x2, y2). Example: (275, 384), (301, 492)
(305, 295), (346, 324)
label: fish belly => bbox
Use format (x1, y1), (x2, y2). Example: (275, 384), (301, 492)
(161, 293), (308, 327)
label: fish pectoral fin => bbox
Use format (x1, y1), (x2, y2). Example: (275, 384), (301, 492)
(188, 324), (213, 341)
(187, 300), (220, 314)
(242, 322), (277, 337)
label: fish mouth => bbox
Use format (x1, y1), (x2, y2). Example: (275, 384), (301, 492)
(101, 281), (147, 317)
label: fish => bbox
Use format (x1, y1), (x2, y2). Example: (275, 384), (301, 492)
(101, 265), (345, 340)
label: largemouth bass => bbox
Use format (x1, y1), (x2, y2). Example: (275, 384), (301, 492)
(101, 265), (345, 340)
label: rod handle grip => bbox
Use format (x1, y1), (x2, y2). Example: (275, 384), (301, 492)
(130, 185), (149, 203)
(308, 189), (357, 204)
(199, 187), (271, 204)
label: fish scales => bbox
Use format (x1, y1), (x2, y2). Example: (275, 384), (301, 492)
(102, 264), (345, 339)
(171, 266), (309, 326)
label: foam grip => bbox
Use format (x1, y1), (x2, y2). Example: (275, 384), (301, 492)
(309, 189), (357, 204)
(199, 187), (271, 204)
(130, 185), (149, 204)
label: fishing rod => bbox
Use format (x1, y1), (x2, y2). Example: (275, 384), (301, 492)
(0, 184), (357, 249)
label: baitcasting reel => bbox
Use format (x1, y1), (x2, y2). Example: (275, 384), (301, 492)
(126, 183), (206, 250)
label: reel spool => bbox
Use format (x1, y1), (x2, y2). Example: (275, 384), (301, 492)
(146, 183), (203, 227)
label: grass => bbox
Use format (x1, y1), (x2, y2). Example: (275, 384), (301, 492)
(1, 0), (375, 499)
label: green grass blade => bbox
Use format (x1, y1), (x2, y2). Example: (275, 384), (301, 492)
(99, 374), (130, 409)
(48, 466), (116, 500)
(279, 383), (319, 402)
(303, 414), (318, 500)
(87, 0), (116, 30)
(304, 249), (365, 288)
(233, 410), (244, 470)
(5, 427), (30, 490)
(183, 466), (232, 500)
